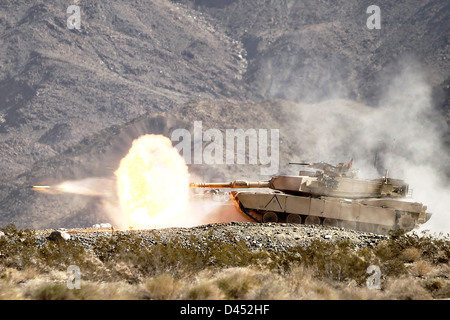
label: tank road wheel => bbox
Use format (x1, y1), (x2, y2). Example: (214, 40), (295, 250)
(397, 214), (415, 232)
(359, 222), (376, 233)
(305, 215), (321, 226)
(340, 220), (357, 231)
(323, 218), (338, 227)
(286, 213), (301, 224)
(263, 211), (278, 223)
(373, 224), (390, 235)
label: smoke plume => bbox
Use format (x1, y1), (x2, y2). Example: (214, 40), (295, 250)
(287, 57), (449, 234)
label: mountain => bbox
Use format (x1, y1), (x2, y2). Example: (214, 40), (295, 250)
(0, 0), (251, 176)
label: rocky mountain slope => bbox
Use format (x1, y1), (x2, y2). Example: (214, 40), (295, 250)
(0, 0), (250, 175)
(177, 0), (449, 104)
(0, 0), (448, 229)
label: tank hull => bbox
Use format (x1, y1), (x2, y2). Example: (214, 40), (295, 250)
(231, 190), (430, 234)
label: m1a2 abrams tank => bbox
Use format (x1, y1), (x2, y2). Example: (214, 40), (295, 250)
(190, 160), (432, 234)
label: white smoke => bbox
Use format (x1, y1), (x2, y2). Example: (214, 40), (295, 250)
(56, 178), (116, 197)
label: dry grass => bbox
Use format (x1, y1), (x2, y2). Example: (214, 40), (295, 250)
(384, 277), (434, 300)
(400, 247), (422, 262)
(1, 264), (449, 300)
(0, 225), (449, 300)
(142, 274), (183, 300)
(185, 276), (225, 300)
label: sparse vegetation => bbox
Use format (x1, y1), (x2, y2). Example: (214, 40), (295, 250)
(0, 224), (449, 300)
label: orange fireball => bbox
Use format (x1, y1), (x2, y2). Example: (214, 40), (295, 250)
(115, 134), (189, 229)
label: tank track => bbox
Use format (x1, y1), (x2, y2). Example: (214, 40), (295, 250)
(240, 207), (414, 235)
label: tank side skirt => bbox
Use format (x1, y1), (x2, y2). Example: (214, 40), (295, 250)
(235, 192), (398, 228)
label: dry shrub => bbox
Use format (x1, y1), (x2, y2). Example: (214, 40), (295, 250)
(249, 273), (290, 300)
(287, 265), (338, 300)
(423, 278), (450, 299)
(0, 280), (23, 300)
(384, 277), (433, 300)
(412, 260), (433, 278)
(29, 283), (76, 300)
(79, 281), (136, 300)
(338, 284), (384, 300)
(142, 273), (182, 299)
(185, 267), (291, 300)
(215, 267), (260, 299)
(400, 247), (422, 262)
(1, 267), (40, 283)
(26, 280), (137, 300)
(185, 279), (225, 300)
(285, 239), (370, 283)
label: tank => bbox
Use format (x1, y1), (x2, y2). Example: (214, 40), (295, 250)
(190, 160), (432, 234)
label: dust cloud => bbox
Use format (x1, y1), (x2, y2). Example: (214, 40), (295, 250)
(285, 57), (449, 234)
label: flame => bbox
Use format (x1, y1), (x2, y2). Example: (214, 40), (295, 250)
(114, 134), (189, 229)
(32, 178), (114, 196)
(32, 185), (54, 193)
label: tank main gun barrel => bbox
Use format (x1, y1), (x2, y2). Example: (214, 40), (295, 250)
(189, 180), (271, 189)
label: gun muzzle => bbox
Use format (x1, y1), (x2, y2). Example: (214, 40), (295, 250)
(29, 185), (56, 194)
(31, 185), (51, 190)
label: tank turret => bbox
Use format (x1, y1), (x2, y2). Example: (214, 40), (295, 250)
(289, 159), (357, 178)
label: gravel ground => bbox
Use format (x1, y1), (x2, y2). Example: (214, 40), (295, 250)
(34, 222), (389, 253)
